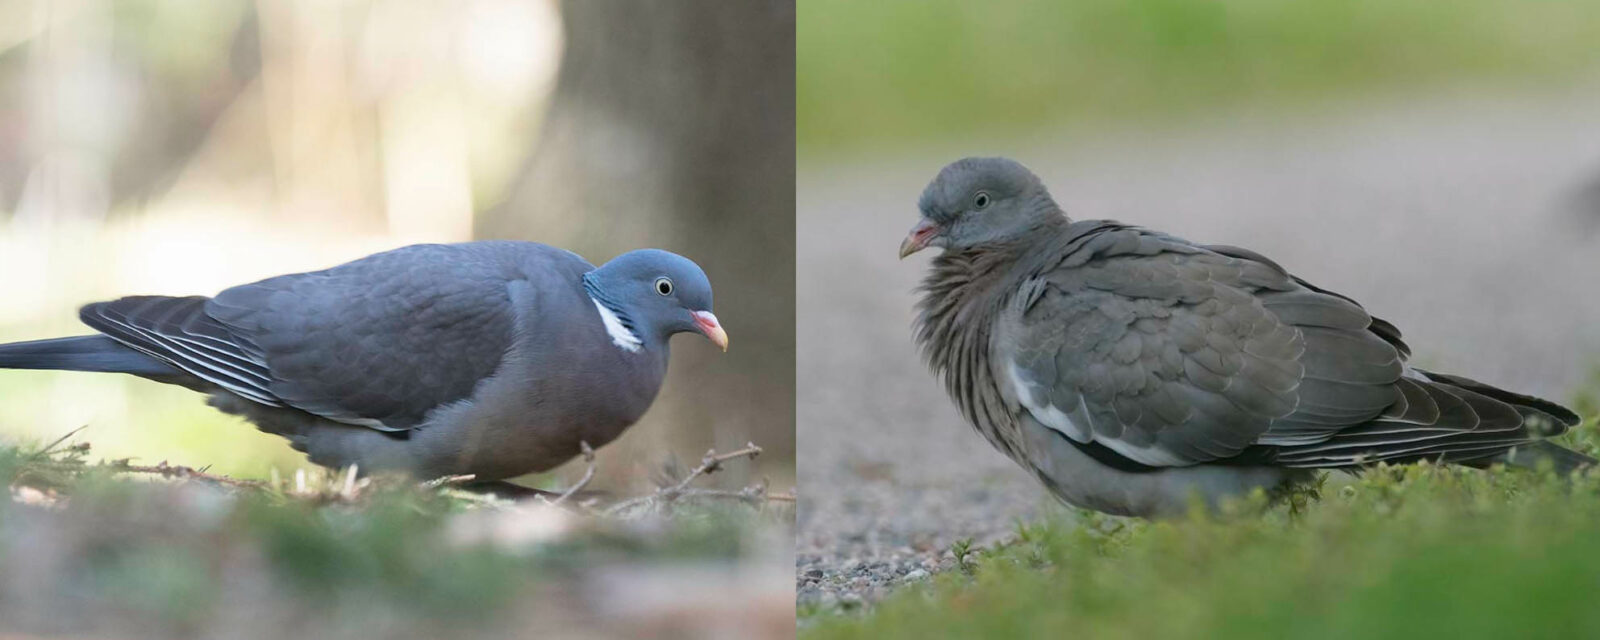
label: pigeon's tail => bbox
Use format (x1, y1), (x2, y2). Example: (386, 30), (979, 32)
(0, 335), (182, 377)
(1498, 440), (1596, 475)
(1417, 370), (1593, 474)
(1267, 368), (1592, 472)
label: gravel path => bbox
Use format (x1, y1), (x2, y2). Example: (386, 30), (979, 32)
(797, 86), (1600, 610)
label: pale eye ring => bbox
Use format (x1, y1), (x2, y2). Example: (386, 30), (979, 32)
(655, 277), (674, 296)
(973, 191), (991, 209)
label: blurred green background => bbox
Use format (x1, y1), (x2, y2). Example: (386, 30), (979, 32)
(0, 0), (795, 488)
(799, 0), (1600, 153)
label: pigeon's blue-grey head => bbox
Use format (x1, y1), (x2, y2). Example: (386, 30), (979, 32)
(583, 249), (727, 352)
(901, 157), (1063, 258)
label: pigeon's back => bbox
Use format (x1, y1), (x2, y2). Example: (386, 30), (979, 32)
(209, 241), (594, 431)
(68, 241), (594, 437)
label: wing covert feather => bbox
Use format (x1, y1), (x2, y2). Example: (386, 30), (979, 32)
(1004, 227), (1413, 467)
(204, 243), (549, 430)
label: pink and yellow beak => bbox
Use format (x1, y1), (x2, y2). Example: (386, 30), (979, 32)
(692, 310), (729, 352)
(899, 218), (942, 259)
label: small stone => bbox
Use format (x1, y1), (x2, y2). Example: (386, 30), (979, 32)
(903, 569), (930, 581)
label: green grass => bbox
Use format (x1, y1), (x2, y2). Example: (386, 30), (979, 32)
(799, 0), (1600, 153)
(803, 392), (1600, 638)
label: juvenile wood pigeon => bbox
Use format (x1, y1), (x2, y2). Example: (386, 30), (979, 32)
(902, 157), (1588, 517)
(0, 242), (728, 481)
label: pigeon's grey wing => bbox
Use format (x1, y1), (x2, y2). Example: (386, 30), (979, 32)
(1202, 243), (1410, 358)
(1004, 225), (1434, 467)
(1004, 238), (1312, 466)
(201, 244), (532, 432)
(1009, 226), (1580, 469)
(80, 295), (283, 406)
(1198, 243), (1578, 468)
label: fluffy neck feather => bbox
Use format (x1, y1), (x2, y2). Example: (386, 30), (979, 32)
(914, 239), (1033, 460)
(913, 214), (1104, 461)
(915, 214), (1073, 372)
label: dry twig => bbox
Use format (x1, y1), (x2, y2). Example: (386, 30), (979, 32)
(111, 460), (266, 489)
(420, 474), (478, 489)
(547, 441), (596, 507)
(602, 443), (776, 516)
(28, 425), (89, 460)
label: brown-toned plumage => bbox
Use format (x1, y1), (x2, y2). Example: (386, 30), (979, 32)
(906, 157), (1586, 517)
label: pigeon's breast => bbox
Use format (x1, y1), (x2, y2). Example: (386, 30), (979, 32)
(409, 273), (668, 478)
(517, 278), (668, 432)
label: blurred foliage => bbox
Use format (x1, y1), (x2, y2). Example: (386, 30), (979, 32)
(1, 433), (790, 638)
(798, 0), (1600, 152)
(803, 397), (1600, 638)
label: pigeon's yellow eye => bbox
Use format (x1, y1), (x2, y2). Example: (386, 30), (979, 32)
(973, 191), (991, 209)
(655, 277), (674, 296)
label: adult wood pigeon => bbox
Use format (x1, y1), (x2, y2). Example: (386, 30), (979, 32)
(0, 241), (728, 481)
(902, 157), (1588, 517)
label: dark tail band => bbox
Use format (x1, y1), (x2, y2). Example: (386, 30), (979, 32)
(0, 335), (183, 377)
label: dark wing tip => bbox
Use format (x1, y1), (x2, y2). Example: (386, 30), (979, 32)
(1417, 369), (1581, 427)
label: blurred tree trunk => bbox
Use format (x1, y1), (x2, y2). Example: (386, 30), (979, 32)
(478, 1), (795, 483)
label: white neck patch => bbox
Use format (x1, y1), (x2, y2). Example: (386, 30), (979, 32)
(591, 296), (642, 353)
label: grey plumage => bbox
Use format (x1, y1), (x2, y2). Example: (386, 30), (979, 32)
(905, 157), (1586, 517)
(0, 241), (728, 480)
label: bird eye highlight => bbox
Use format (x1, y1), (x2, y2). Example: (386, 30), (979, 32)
(655, 277), (674, 296)
(973, 191), (991, 209)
